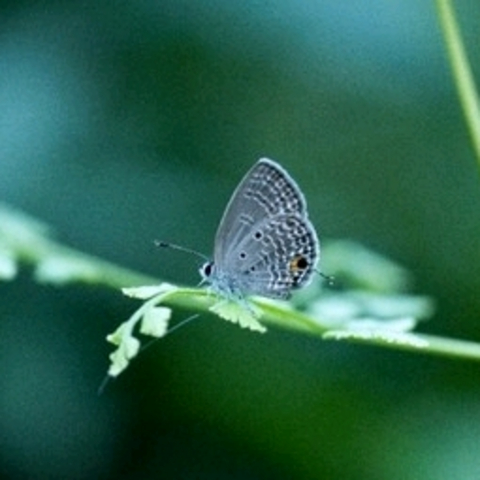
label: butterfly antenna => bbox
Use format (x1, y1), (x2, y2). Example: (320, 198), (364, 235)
(154, 240), (209, 262)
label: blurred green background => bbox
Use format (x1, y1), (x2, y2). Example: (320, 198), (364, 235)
(2, 1), (480, 479)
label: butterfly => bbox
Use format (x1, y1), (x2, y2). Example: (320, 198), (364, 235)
(199, 158), (319, 300)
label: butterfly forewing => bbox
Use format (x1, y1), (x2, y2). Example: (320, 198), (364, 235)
(214, 158), (308, 267)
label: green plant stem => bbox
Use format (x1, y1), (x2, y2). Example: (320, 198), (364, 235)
(324, 330), (480, 361)
(21, 241), (480, 362)
(436, 0), (480, 168)
(160, 290), (480, 362)
(3, 202), (480, 362)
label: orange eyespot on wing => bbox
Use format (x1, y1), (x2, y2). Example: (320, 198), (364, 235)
(289, 254), (309, 272)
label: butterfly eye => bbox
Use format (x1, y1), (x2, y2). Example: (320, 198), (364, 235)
(201, 262), (214, 278)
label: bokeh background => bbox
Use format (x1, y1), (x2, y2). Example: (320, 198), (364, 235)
(2, 1), (480, 479)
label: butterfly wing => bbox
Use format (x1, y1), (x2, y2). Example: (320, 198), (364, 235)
(213, 158), (308, 268)
(222, 213), (319, 299)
